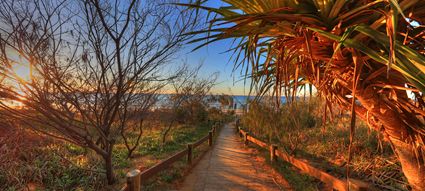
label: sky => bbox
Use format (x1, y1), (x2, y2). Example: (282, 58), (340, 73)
(176, 1), (250, 96)
(179, 39), (250, 96)
(10, 0), (251, 96)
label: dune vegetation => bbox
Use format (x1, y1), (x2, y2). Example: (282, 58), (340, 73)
(1, 0), (425, 190)
(182, 0), (425, 190)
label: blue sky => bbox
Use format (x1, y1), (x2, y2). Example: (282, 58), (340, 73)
(11, 0), (250, 95)
(177, 1), (250, 96)
(180, 39), (250, 95)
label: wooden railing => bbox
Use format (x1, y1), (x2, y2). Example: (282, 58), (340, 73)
(121, 122), (222, 191)
(236, 125), (373, 191)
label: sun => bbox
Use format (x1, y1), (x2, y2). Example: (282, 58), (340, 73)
(1, 62), (32, 108)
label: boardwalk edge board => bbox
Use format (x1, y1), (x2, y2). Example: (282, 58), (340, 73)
(236, 125), (375, 191)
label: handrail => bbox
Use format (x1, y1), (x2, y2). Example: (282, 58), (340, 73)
(274, 149), (348, 191)
(246, 136), (268, 149)
(236, 125), (373, 191)
(140, 148), (189, 180)
(193, 135), (209, 148)
(121, 121), (223, 191)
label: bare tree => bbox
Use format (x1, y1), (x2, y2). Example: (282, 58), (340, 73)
(0, 0), (198, 184)
(217, 94), (233, 110)
(118, 83), (163, 158)
(161, 64), (217, 144)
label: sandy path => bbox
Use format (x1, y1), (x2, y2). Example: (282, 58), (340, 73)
(178, 123), (290, 191)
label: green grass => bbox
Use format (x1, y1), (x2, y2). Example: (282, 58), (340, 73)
(0, 120), (222, 191)
(111, 121), (217, 190)
(0, 130), (105, 191)
(127, 121), (221, 191)
(134, 123), (211, 159)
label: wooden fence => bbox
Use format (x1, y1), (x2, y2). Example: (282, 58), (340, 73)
(121, 122), (222, 191)
(236, 125), (373, 191)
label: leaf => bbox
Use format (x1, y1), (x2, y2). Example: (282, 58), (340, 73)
(329, 0), (347, 18)
(308, 26), (425, 92)
(325, 26), (357, 75)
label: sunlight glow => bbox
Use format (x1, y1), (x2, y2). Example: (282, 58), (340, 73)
(12, 62), (31, 82)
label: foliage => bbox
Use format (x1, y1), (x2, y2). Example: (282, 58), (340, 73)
(175, 100), (209, 125)
(217, 94), (234, 109)
(0, 128), (104, 191)
(0, 113), (225, 190)
(160, 64), (218, 144)
(0, 0), (200, 184)
(183, 0), (425, 189)
(241, 99), (409, 190)
(242, 98), (319, 143)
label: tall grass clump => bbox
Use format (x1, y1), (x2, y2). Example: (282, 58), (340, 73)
(241, 97), (320, 147)
(241, 97), (408, 190)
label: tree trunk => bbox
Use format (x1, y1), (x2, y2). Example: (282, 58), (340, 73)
(127, 148), (135, 159)
(104, 152), (115, 185)
(356, 87), (425, 190)
(87, 140), (116, 184)
(123, 119), (144, 159)
(390, 138), (425, 191)
(162, 120), (174, 145)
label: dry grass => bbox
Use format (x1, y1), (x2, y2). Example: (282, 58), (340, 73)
(0, 125), (105, 191)
(0, 110), (232, 190)
(240, 98), (408, 190)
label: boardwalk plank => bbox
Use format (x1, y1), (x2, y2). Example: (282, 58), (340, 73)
(179, 124), (288, 191)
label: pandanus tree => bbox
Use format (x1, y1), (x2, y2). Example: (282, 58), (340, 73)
(182, 0), (425, 190)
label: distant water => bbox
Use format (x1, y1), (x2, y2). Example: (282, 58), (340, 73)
(154, 94), (288, 109)
(232, 95), (287, 109)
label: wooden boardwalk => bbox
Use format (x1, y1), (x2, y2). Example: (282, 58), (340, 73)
(179, 123), (289, 191)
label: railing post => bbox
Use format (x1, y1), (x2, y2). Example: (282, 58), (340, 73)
(126, 169), (141, 191)
(270, 144), (277, 163)
(244, 132), (249, 146)
(208, 131), (213, 146)
(187, 143), (193, 164)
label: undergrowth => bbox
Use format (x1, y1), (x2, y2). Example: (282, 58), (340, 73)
(0, 118), (225, 190)
(240, 97), (408, 190)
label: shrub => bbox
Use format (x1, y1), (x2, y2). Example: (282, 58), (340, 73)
(241, 97), (320, 142)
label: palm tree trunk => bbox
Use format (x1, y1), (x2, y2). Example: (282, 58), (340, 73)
(390, 137), (425, 191)
(356, 87), (424, 190)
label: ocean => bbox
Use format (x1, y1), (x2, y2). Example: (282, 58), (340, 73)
(154, 94), (288, 109)
(231, 95), (287, 109)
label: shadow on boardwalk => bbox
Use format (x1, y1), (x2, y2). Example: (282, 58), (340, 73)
(178, 123), (292, 191)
